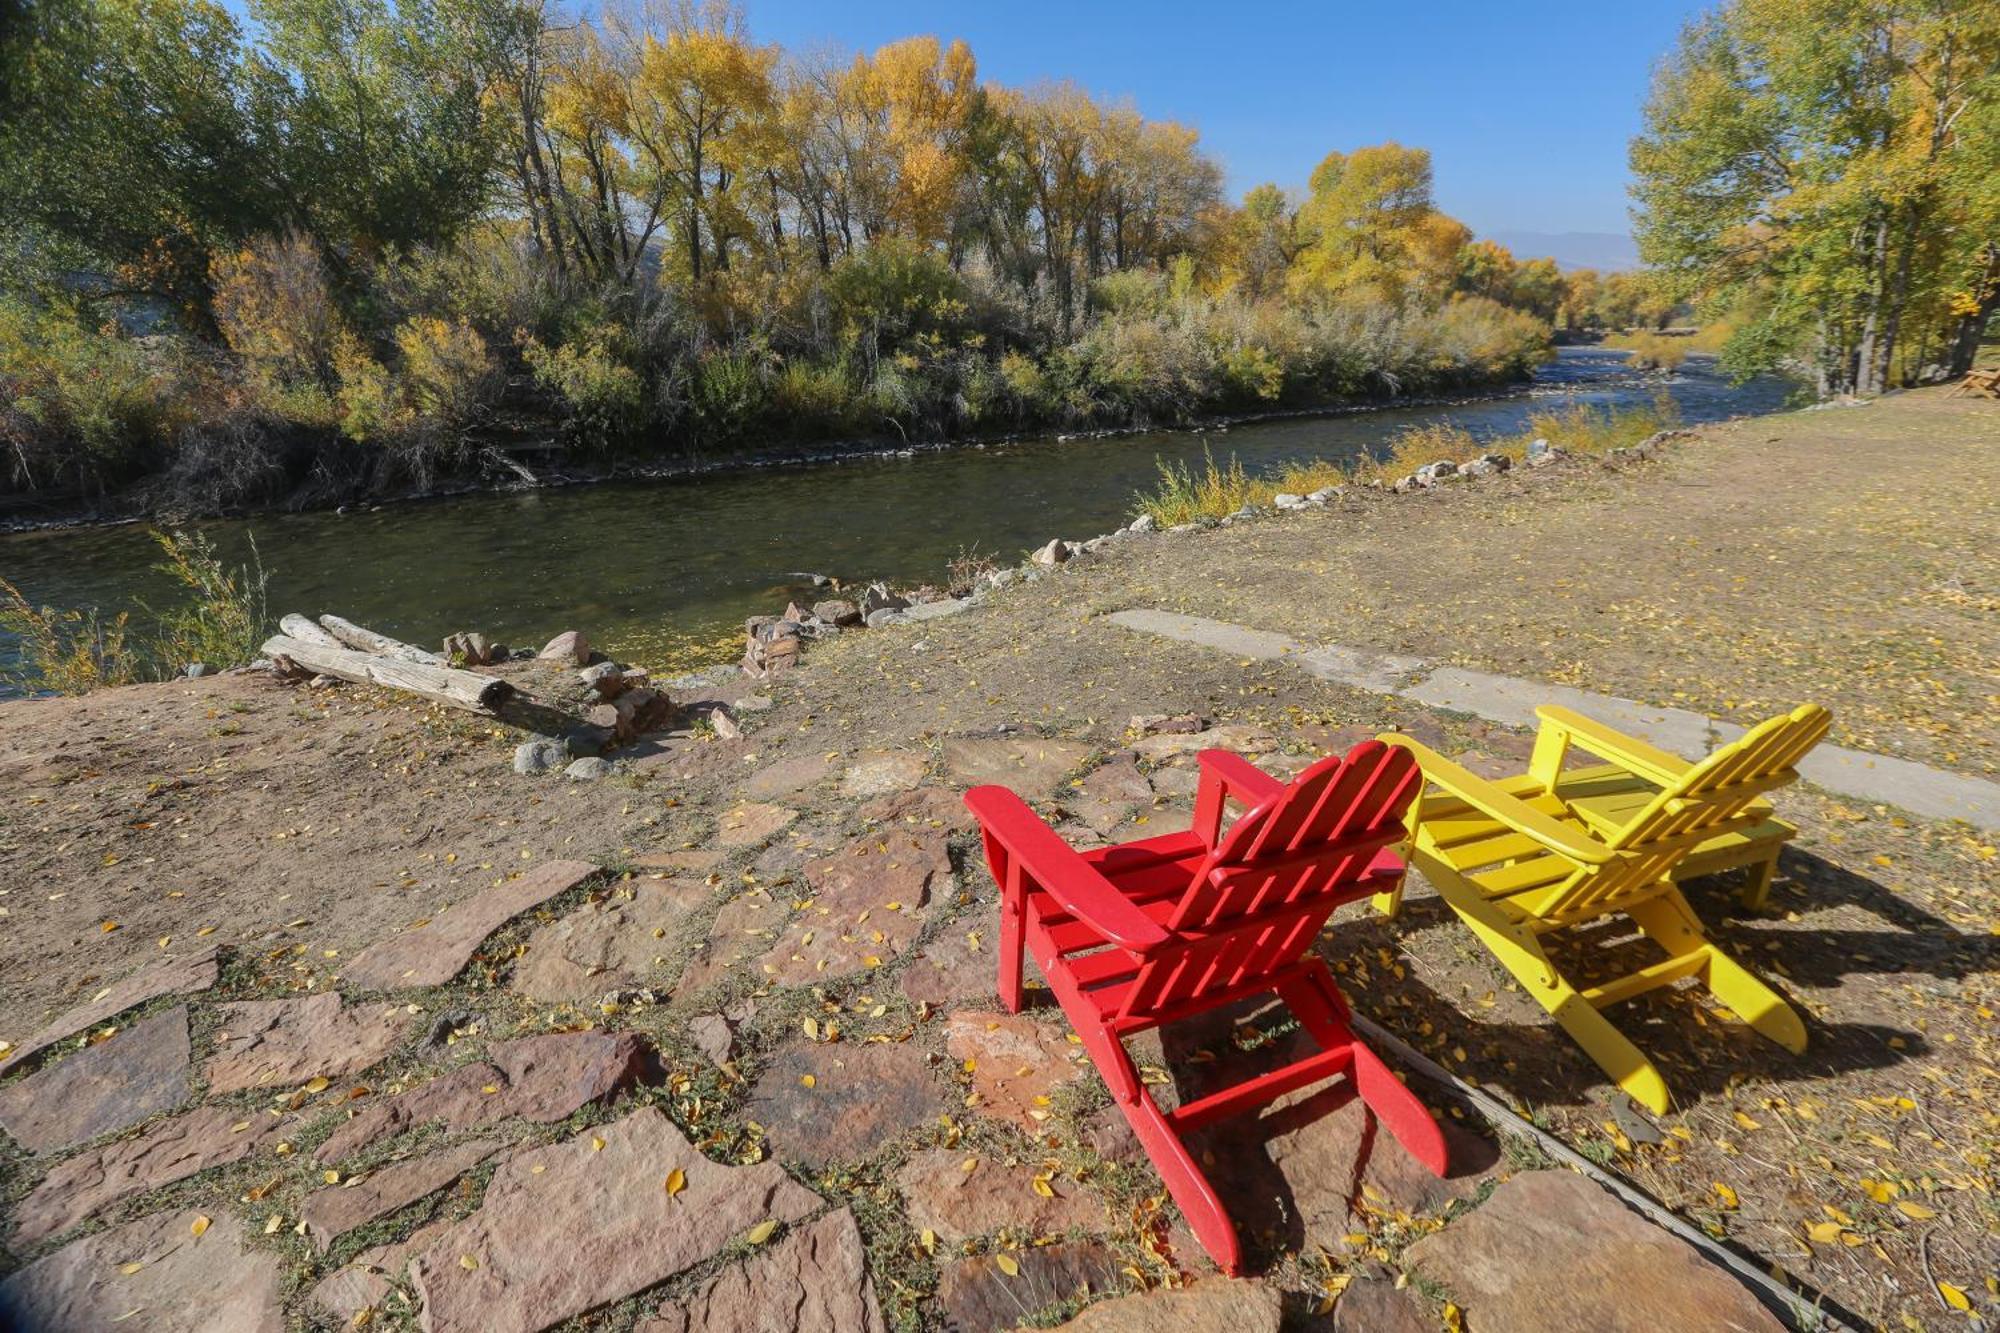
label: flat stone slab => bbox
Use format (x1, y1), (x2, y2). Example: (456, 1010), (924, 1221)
(309, 1217), (453, 1325)
(717, 802), (798, 848)
(0, 945), (218, 1076)
(840, 749), (931, 799)
(0, 1005), (191, 1152)
(748, 831), (950, 986)
(1069, 759), (1155, 834)
(408, 1107), (820, 1333)
(946, 1012), (1091, 1132)
(1329, 1277), (1432, 1333)
(341, 859), (598, 990)
(203, 993), (411, 1095)
(943, 736), (1094, 797)
(301, 1137), (504, 1251)
(672, 886), (791, 998)
(317, 1029), (647, 1163)
(742, 1040), (941, 1168)
(898, 925), (994, 1008)
(935, 1241), (1123, 1333)
(897, 1148), (1104, 1244)
(0, 1206), (284, 1333)
(639, 1207), (886, 1333)
(740, 752), (837, 800)
(858, 784), (976, 833)
(1130, 723), (1278, 762)
(1403, 1170), (1785, 1333)
(509, 877), (709, 1004)
(11, 1104), (290, 1247)
(1053, 1278), (1283, 1332)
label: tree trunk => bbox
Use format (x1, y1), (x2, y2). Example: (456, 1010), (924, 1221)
(316, 615), (445, 665)
(278, 614), (342, 649)
(261, 636), (512, 712)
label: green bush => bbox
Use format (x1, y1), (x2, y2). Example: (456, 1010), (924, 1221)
(0, 296), (178, 494)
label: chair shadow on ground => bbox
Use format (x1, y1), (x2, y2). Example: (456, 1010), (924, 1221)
(1311, 844), (1994, 1114)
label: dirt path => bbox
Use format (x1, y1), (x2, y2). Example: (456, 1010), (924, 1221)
(0, 389), (1993, 1332)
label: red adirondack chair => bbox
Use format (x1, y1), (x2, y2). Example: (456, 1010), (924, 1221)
(963, 740), (1448, 1275)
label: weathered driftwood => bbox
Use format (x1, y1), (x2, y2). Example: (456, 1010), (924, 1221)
(278, 614), (344, 649)
(260, 635), (511, 712)
(317, 614), (446, 666)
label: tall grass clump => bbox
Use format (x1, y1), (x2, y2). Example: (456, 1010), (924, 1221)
(0, 529), (267, 695)
(1131, 395), (1683, 524)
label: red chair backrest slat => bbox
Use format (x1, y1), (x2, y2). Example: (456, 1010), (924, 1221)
(1118, 741), (1420, 1021)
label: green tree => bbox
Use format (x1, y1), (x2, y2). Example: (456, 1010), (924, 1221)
(1632, 0), (2000, 393)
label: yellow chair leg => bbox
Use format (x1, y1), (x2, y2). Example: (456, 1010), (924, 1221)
(1438, 885), (1672, 1114)
(1627, 891), (1807, 1056)
(1739, 854), (1778, 911)
(1372, 881), (1405, 919)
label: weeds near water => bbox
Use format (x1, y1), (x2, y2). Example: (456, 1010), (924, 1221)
(1130, 397), (1683, 525)
(0, 529), (268, 695)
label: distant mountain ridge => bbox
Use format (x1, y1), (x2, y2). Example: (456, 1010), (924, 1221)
(1486, 231), (1641, 273)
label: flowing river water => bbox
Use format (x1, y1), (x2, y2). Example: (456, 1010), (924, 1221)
(0, 348), (1797, 680)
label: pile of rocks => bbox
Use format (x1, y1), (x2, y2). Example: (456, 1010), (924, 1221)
(514, 630), (678, 778)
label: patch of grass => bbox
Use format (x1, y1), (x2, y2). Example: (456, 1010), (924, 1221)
(1130, 396), (1683, 525)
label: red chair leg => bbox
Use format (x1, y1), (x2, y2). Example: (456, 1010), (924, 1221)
(1120, 1089), (1244, 1276)
(986, 832), (1027, 1014)
(1284, 965), (1450, 1179)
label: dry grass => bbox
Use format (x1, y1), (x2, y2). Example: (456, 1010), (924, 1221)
(1133, 396), (1682, 526)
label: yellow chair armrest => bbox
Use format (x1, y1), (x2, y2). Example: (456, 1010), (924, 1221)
(1378, 734), (1616, 866)
(1534, 705), (1692, 787)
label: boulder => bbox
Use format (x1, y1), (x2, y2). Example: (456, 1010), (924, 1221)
(812, 598), (862, 626)
(858, 583), (909, 617)
(538, 630), (589, 665)
(863, 607), (906, 627)
(1273, 492), (1309, 510)
(578, 661), (625, 696)
(513, 738), (566, 775)
(1127, 514), (1157, 533)
(565, 757), (613, 780)
(1029, 538), (1071, 566)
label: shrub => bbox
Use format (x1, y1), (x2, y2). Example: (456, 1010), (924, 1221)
(522, 325), (648, 451)
(1, 529), (266, 694)
(210, 233), (346, 389)
(1605, 330), (1690, 372)
(690, 346), (770, 442)
(393, 316), (498, 433)
(0, 296), (178, 494)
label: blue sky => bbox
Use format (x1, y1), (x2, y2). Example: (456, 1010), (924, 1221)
(748, 0), (1715, 238)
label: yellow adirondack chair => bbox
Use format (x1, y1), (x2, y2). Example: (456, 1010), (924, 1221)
(1374, 704), (1830, 1113)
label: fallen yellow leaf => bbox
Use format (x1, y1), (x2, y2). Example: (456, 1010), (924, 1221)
(189, 1215), (211, 1237)
(745, 1220), (778, 1245)
(994, 1253), (1020, 1277)
(665, 1169), (686, 1198)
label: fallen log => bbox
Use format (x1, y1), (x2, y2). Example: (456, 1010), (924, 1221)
(278, 614), (344, 649)
(317, 614), (446, 666)
(260, 634), (512, 712)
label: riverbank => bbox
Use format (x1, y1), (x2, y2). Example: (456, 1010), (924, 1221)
(0, 389), (1992, 1331)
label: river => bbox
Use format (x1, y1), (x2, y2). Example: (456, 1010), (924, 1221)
(0, 348), (1798, 681)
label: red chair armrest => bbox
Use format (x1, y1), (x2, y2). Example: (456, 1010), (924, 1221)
(964, 785), (1171, 954)
(1194, 749), (1284, 848)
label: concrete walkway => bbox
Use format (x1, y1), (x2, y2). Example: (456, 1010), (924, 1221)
(1107, 608), (2000, 831)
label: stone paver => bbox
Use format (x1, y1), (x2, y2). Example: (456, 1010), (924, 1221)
(898, 925), (993, 1008)
(839, 749), (930, 799)
(672, 887), (790, 997)
(742, 1040), (941, 1167)
(857, 784), (976, 833)
(1330, 1277), (1433, 1333)
(11, 1104), (290, 1247)
(1403, 1170), (1785, 1333)
(0, 1005), (191, 1152)
(308, 1217), (452, 1325)
(748, 830), (950, 986)
(509, 877), (709, 1004)
(1129, 723), (1277, 762)
(943, 735), (1094, 797)
(717, 802), (798, 847)
(316, 1029), (647, 1163)
(741, 751), (837, 799)
(1068, 759), (1155, 834)
(897, 1148), (1104, 1244)
(935, 1241), (1122, 1333)
(341, 859), (598, 990)
(640, 1207), (886, 1333)
(0, 1206), (284, 1333)
(630, 849), (724, 876)
(300, 1137), (504, 1251)
(946, 1012), (1091, 1132)
(408, 1107), (820, 1333)
(1053, 1278), (1282, 1332)
(203, 992), (411, 1094)
(0, 945), (218, 1076)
